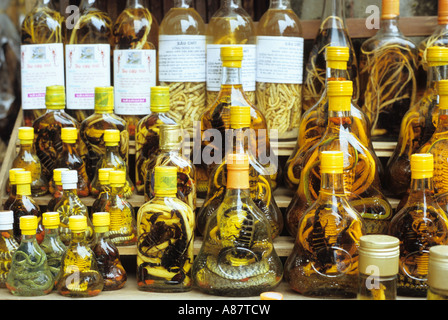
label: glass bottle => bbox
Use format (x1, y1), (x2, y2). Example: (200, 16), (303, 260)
(6, 216), (54, 296)
(54, 170), (94, 246)
(359, 0), (418, 140)
(206, 0), (257, 105)
(47, 168), (69, 212)
(0, 211), (19, 288)
(40, 212), (66, 281)
(9, 171), (44, 244)
(20, 0), (65, 126)
(91, 168), (114, 215)
(197, 105), (283, 239)
(285, 151), (365, 298)
(388, 154), (448, 297)
(66, 0), (113, 123)
(33, 86), (81, 181)
(357, 235), (399, 300)
(286, 81), (390, 237)
(13, 127), (48, 197)
(285, 46), (374, 191)
(385, 47), (448, 199)
(145, 124), (197, 211)
(137, 166), (195, 292)
(100, 170), (137, 247)
(302, 0), (358, 113)
(113, 0), (159, 139)
(91, 212), (127, 291)
(3, 168), (25, 210)
(256, 0), (304, 140)
(53, 127), (90, 197)
(427, 245), (448, 300)
(90, 129), (134, 199)
(56, 215), (103, 297)
(80, 87), (129, 182)
(193, 153), (283, 297)
(135, 86), (177, 195)
(159, 0), (206, 135)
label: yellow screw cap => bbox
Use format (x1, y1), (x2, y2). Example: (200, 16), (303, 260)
(230, 106), (251, 129)
(95, 87), (114, 112)
(61, 127), (78, 143)
(411, 153), (434, 179)
(69, 215), (87, 232)
(328, 81), (353, 112)
(326, 46), (350, 70)
(18, 127), (34, 144)
(45, 85), (66, 109)
(221, 46), (244, 68)
(20, 215), (37, 235)
(427, 46), (448, 67)
(42, 212), (60, 228)
(15, 171), (32, 185)
(98, 168), (113, 183)
(92, 212), (110, 227)
(154, 166), (178, 196)
(382, 0), (400, 19)
(104, 129), (120, 146)
(109, 170), (126, 186)
(150, 86), (170, 113)
(53, 168), (69, 184)
(438, 80), (448, 109)
(9, 168), (25, 184)
(320, 151), (344, 174)
(260, 292), (284, 301)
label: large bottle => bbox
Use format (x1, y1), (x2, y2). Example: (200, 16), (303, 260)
(285, 151), (365, 298)
(256, 0), (304, 140)
(113, 0), (159, 139)
(359, 0), (418, 140)
(20, 0), (65, 126)
(0, 211), (19, 288)
(159, 0), (207, 134)
(92, 168), (113, 215)
(3, 168), (25, 211)
(47, 168), (69, 212)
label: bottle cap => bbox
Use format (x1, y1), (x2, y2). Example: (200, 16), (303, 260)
(15, 171), (32, 185)
(150, 86), (170, 113)
(226, 153), (250, 189)
(45, 85), (66, 109)
(359, 235), (400, 277)
(260, 292), (284, 300)
(320, 151), (344, 174)
(98, 168), (113, 183)
(20, 215), (38, 235)
(411, 153), (434, 179)
(327, 81), (353, 112)
(53, 168), (70, 185)
(18, 127), (34, 144)
(0, 211), (14, 230)
(9, 168), (25, 185)
(42, 212), (60, 229)
(439, 0), (448, 25)
(154, 166), (178, 196)
(61, 127), (78, 144)
(326, 46), (350, 70)
(61, 170), (78, 190)
(92, 212), (110, 227)
(94, 87), (114, 113)
(69, 215), (87, 232)
(438, 80), (448, 110)
(428, 245), (448, 291)
(382, 0), (400, 19)
(109, 170), (126, 186)
(221, 46), (244, 68)
(426, 46), (448, 67)
(230, 106), (251, 129)
(104, 129), (120, 146)
(160, 124), (183, 150)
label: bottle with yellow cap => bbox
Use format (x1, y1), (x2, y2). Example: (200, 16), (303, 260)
(80, 87), (129, 181)
(388, 153), (448, 297)
(135, 86), (177, 195)
(427, 245), (448, 300)
(197, 105), (283, 239)
(91, 212), (127, 291)
(47, 168), (70, 212)
(92, 168), (114, 215)
(137, 166), (195, 292)
(0, 211), (19, 288)
(39, 212), (66, 280)
(385, 47), (448, 199)
(359, 0), (418, 140)
(285, 151), (365, 298)
(6, 215), (54, 296)
(193, 153), (283, 297)
(357, 235), (400, 300)
(286, 80), (391, 237)
(90, 129), (134, 198)
(12, 127), (48, 197)
(145, 124), (196, 211)
(56, 215), (103, 297)
(285, 46), (374, 191)
(3, 168), (25, 210)
(302, 0), (359, 113)
(54, 127), (90, 197)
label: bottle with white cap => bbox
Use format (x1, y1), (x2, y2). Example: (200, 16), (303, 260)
(427, 245), (448, 300)
(0, 211), (19, 288)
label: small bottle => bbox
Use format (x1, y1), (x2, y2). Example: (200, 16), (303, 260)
(3, 168), (25, 210)
(357, 235), (400, 300)
(13, 127), (48, 197)
(91, 212), (127, 291)
(0, 211), (19, 288)
(92, 168), (114, 215)
(427, 245), (448, 300)
(47, 168), (69, 212)
(56, 215), (103, 298)
(6, 216), (54, 296)
(40, 212), (66, 281)
(137, 166), (195, 292)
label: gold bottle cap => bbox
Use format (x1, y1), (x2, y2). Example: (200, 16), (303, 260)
(109, 170), (126, 186)
(69, 215), (87, 232)
(92, 212), (110, 227)
(154, 166), (178, 196)
(260, 292), (284, 300)
(327, 81), (353, 112)
(320, 151), (344, 174)
(104, 129), (120, 146)
(411, 153), (434, 179)
(45, 85), (66, 110)
(18, 127), (34, 144)
(226, 153), (250, 189)
(15, 171), (32, 185)
(382, 0), (400, 19)
(98, 168), (113, 183)
(53, 168), (70, 185)
(61, 127), (78, 144)
(439, 0), (448, 25)
(427, 46), (448, 67)
(160, 124), (183, 150)
(221, 46), (244, 68)
(326, 46), (350, 70)
(359, 235), (400, 277)
(150, 86), (170, 113)
(439, 80), (448, 110)
(230, 106), (251, 129)
(95, 87), (114, 113)
(9, 168), (25, 185)
(428, 245), (448, 291)
(42, 212), (60, 229)
(20, 215), (38, 235)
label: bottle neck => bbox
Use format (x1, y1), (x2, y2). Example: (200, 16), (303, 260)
(44, 227), (59, 239)
(62, 188), (79, 198)
(321, 0), (346, 29)
(319, 171), (346, 197)
(228, 127), (251, 155)
(62, 142), (79, 155)
(408, 176), (436, 202)
(436, 107), (448, 131)
(326, 67), (350, 82)
(94, 227), (109, 237)
(19, 143), (34, 154)
(36, 0), (51, 8)
(80, 0), (101, 10)
(21, 233), (36, 244)
(174, 0), (192, 8)
(106, 144), (120, 155)
(221, 0), (242, 9)
(221, 65), (243, 87)
(379, 17), (401, 35)
(427, 64), (448, 89)
(70, 230), (87, 245)
(327, 110), (353, 132)
(269, 0), (291, 9)
(110, 185), (125, 197)
(126, 0), (147, 9)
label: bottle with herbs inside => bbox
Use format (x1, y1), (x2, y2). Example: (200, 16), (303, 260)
(3, 168), (25, 211)
(47, 168), (69, 212)
(0, 211), (19, 288)
(92, 168), (114, 215)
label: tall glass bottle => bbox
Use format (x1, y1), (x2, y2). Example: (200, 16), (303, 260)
(388, 154), (448, 297)
(40, 212), (66, 281)
(113, 0), (159, 139)
(193, 154), (283, 297)
(385, 47), (448, 199)
(427, 245), (448, 300)
(13, 127), (48, 197)
(56, 215), (103, 297)
(285, 151), (365, 298)
(206, 0), (257, 105)
(66, 0), (113, 122)
(20, 0), (65, 126)
(137, 166), (195, 292)
(256, 0), (303, 140)
(47, 168), (69, 212)
(0, 211), (19, 288)
(3, 168), (25, 210)
(359, 0), (418, 140)
(80, 87), (129, 181)
(159, 0), (206, 134)
(92, 168), (113, 215)
(302, 0), (358, 113)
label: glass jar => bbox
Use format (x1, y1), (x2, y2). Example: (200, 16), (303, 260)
(40, 212), (66, 281)
(0, 211), (19, 288)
